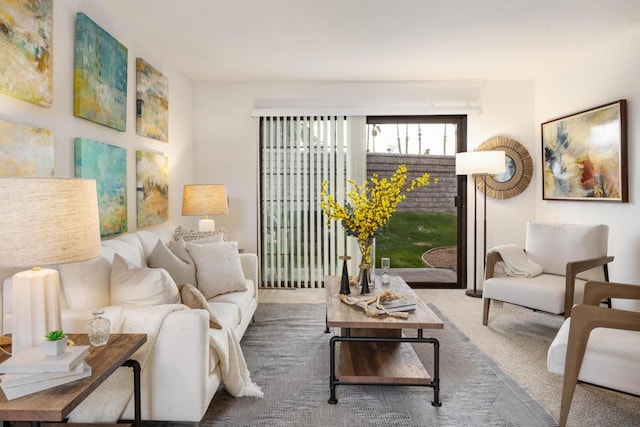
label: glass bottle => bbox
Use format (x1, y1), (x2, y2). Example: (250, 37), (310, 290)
(87, 310), (110, 347)
(381, 257), (391, 285)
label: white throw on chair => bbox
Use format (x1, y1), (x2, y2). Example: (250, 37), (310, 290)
(482, 222), (613, 325)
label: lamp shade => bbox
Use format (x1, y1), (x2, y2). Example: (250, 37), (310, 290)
(182, 184), (229, 216)
(0, 178), (101, 268)
(456, 150), (506, 175)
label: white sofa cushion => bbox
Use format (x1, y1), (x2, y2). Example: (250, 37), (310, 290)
(147, 240), (197, 286)
(102, 234), (147, 268)
(483, 274), (587, 314)
(547, 318), (640, 395)
(59, 257), (112, 309)
(111, 254), (180, 306)
(525, 222), (608, 280)
(185, 241), (247, 299)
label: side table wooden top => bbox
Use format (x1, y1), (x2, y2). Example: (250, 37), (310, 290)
(0, 333), (146, 422)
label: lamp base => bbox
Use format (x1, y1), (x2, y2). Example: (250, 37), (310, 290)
(198, 219), (215, 232)
(12, 268), (62, 354)
(465, 289), (483, 298)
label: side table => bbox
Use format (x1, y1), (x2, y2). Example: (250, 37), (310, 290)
(0, 333), (146, 427)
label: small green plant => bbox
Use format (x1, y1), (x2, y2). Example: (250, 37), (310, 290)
(45, 329), (65, 341)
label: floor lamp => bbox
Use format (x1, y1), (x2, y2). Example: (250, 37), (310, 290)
(182, 184), (229, 232)
(456, 151), (506, 298)
(0, 178), (101, 354)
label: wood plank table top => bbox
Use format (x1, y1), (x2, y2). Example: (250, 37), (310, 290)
(325, 275), (444, 330)
(0, 333), (146, 423)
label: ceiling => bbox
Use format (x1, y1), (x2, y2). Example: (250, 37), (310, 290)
(98, 0), (640, 83)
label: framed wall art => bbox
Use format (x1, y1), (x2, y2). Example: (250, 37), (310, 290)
(74, 138), (128, 236)
(0, 119), (54, 177)
(136, 150), (168, 228)
(73, 12), (128, 131)
(541, 100), (627, 202)
(475, 136), (533, 199)
(0, 0), (53, 107)
(136, 58), (169, 142)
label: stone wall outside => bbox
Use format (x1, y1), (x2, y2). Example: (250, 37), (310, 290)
(366, 153), (456, 214)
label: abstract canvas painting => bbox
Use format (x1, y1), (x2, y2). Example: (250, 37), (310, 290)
(0, 119), (54, 177)
(75, 138), (128, 236)
(542, 100), (627, 202)
(136, 150), (168, 228)
(74, 12), (128, 131)
(0, 0), (53, 106)
(136, 58), (169, 142)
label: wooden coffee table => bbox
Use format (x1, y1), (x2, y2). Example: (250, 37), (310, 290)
(0, 333), (146, 427)
(325, 275), (444, 405)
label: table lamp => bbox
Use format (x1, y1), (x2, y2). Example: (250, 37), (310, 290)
(182, 184), (229, 232)
(0, 178), (101, 354)
(456, 150), (506, 298)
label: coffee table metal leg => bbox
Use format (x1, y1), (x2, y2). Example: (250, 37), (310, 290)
(431, 337), (441, 407)
(328, 335), (338, 404)
(123, 359), (142, 427)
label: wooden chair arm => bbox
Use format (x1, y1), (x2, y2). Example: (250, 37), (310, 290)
(564, 256), (614, 317)
(559, 304), (640, 426)
(582, 280), (640, 306)
(485, 251), (503, 279)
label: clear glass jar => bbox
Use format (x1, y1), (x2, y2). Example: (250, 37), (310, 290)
(87, 310), (110, 347)
(381, 257), (391, 285)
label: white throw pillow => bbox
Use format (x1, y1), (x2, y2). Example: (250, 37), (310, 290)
(111, 253), (181, 306)
(147, 240), (197, 285)
(184, 241), (247, 299)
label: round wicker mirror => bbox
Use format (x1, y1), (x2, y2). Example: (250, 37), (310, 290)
(475, 136), (533, 199)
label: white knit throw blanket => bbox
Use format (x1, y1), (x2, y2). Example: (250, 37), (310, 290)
(491, 244), (543, 277)
(69, 304), (262, 423)
(209, 323), (263, 398)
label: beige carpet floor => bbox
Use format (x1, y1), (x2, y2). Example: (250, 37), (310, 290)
(259, 288), (640, 427)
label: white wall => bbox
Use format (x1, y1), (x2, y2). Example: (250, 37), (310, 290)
(534, 28), (640, 283)
(0, 1), (195, 233)
(193, 80), (536, 283)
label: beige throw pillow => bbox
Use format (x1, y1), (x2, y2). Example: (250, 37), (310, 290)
(111, 253), (181, 306)
(178, 283), (222, 329)
(184, 241), (247, 299)
(147, 240), (197, 285)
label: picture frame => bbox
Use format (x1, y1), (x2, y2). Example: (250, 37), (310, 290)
(75, 138), (128, 237)
(475, 136), (533, 199)
(541, 100), (627, 202)
(73, 12), (128, 131)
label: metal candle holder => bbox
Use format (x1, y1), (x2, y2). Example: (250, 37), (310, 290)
(339, 255), (351, 295)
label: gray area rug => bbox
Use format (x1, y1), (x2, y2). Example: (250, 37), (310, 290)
(146, 303), (556, 426)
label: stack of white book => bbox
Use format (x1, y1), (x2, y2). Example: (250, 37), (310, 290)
(0, 345), (91, 400)
(366, 298), (417, 314)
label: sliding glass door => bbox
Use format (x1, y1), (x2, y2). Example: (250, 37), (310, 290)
(259, 115), (466, 289)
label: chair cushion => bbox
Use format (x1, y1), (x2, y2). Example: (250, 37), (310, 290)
(483, 273), (587, 314)
(547, 318), (640, 395)
(525, 222), (608, 281)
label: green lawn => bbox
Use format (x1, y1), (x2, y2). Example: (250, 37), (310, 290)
(374, 212), (457, 268)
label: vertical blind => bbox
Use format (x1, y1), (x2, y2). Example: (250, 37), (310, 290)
(260, 116), (361, 288)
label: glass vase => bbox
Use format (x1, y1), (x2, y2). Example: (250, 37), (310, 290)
(87, 310), (110, 347)
(357, 237), (376, 292)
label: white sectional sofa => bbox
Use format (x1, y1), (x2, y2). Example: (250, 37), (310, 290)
(1, 223), (258, 422)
